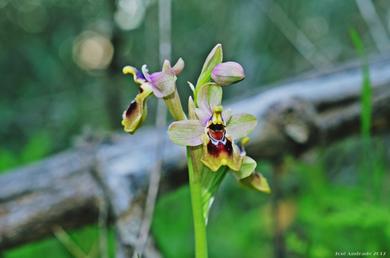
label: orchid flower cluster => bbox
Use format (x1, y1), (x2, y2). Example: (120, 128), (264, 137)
(121, 44), (270, 256)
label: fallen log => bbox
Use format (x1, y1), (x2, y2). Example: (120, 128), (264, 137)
(1, 55), (390, 254)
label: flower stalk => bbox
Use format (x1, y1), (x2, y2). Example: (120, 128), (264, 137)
(187, 146), (209, 258)
(165, 86), (208, 258)
(164, 89), (186, 120)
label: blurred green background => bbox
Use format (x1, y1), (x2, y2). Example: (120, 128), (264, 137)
(1, 0), (390, 257)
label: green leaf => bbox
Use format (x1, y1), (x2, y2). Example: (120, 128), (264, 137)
(200, 166), (228, 223)
(194, 44), (223, 100)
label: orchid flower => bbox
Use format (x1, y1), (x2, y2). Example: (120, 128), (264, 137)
(121, 58), (184, 134)
(168, 83), (257, 172)
(120, 44), (270, 258)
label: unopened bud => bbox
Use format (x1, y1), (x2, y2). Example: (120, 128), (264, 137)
(211, 61), (245, 86)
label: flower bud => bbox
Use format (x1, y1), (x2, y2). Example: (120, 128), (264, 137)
(211, 61), (245, 86)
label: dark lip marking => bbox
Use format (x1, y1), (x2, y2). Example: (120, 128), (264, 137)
(208, 129), (225, 142)
(208, 123), (226, 141)
(206, 137), (233, 157)
(208, 123), (224, 131)
(125, 100), (138, 117)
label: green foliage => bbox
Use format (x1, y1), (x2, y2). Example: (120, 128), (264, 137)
(0, 149), (18, 172)
(153, 187), (194, 258)
(286, 144), (390, 257)
(0, 131), (52, 173)
(4, 225), (116, 258)
(153, 178), (273, 258)
(153, 137), (390, 258)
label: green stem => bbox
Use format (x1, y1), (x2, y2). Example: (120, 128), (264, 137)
(164, 88), (208, 257)
(164, 89), (186, 120)
(187, 147), (208, 258)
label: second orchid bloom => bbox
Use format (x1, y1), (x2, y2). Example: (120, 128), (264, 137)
(121, 58), (184, 133)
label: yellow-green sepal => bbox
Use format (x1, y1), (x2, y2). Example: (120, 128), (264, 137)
(121, 88), (152, 134)
(240, 172), (271, 194)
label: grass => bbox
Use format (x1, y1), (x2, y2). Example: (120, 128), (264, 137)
(4, 225), (116, 258)
(349, 28), (372, 140)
